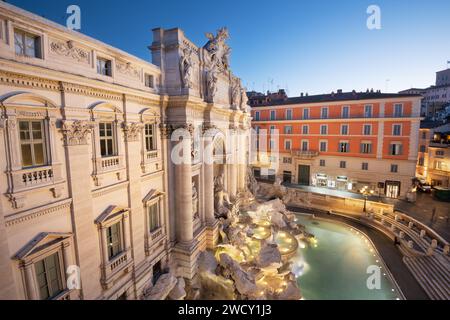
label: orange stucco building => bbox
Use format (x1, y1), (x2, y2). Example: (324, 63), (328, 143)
(250, 90), (423, 199)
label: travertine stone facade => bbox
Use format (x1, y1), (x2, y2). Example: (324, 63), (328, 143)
(0, 2), (251, 300)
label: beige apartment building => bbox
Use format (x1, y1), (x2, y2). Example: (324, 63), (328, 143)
(417, 121), (450, 187)
(0, 3), (251, 300)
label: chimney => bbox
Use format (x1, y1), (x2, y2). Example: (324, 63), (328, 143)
(301, 92), (304, 97)
(337, 89), (343, 94)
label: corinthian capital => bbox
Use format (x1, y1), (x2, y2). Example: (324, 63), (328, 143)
(62, 120), (94, 146)
(123, 122), (143, 142)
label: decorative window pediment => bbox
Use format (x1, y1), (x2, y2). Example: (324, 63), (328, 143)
(143, 189), (164, 204)
(14, 232), (72, 261)
(95, 205), (129, 226)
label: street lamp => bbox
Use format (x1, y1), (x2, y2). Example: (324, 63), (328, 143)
(360, 186), (375, 213)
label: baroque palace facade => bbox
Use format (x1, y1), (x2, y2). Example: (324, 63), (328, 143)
(0, 3), (251, 300)
(250, 90), (422, 199)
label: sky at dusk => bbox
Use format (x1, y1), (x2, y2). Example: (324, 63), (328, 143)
(7, 0), (450, 96)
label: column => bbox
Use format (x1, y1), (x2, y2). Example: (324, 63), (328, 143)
(101, 227), (109, 263)
(238, 129), (247, 192)
(229, 130), (237, 198)
(175, 135), (193, 245)
(24, 263), (38, 300)
(204, 138), (215, 225)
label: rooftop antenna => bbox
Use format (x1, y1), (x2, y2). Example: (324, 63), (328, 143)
(385, 79), (391, 92)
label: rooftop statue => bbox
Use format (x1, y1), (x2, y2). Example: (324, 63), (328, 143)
(204, 27), (231, 71)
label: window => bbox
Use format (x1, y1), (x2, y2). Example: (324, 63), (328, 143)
(270, 125), (276, 134)
(145, 74), (154, 88)
(418, 157), (424, 166)
(392, 124), (402, 136)
(99, 122), (116, 157)
(420, 145), (426, 153)
(302, 140), (309, 151)
(106, 222), (122, 260)
(341, 124), (349, 135)
(321, 107), (329, 119)
(394, 104), (403, 117)
(340, 161), (347, 169)
(363, 124), (372, 135)
(421, 132), (427, 140)
(436, 150), (445, 156)
(284, 126), (293, 134)
(362, 163), (369, 171)
(283, 157), (292, 164)
(285, 140), (292, 150)
(364, 105), (373, 118)
(320, 141), (328, 152)
(35, 253), (63, 300)
(360, 143), (373, 154)
(434, 161), (443, 170)
(14, 29), (41, 58)
(97, 58), (112, 76)
(339, 142), (349, 153)
(255, 111), (260, 121)
(148, 202), (160, 232)
(320, 125), (328, 135)
(391, 164), (398, 173)
(342, 106), (350, 118)
(303, 108), (309, 120)
(270, 110), (276, 120)
(19, 120), (46, 168)
(145, 123), (157, 151)
(302, 125), (309, 135)
(390, 143), (403, 156)
(320, 159), (326, 167)
(286, 109), (293, 120)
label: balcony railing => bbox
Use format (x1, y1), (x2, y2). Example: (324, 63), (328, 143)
(21, 166), (54, 187)
(101, 249), (132, 289)
(146, 150), (158, 161)
(292, 150), (319, 159)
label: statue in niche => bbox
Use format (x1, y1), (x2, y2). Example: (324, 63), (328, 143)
(231, 78), (241, 109)
(240, 86), (250, 113)
(206, 67), (218, 102)
(204, 27), (231, 71)
(192, 181), (199, 219)
(214, 173), (232, 219)
(180, 47), (194, 89)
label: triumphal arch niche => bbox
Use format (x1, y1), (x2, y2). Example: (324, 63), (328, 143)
(151, 27), (252, 280)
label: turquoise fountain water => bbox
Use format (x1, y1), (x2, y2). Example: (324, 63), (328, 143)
(293, 215), (401, 300)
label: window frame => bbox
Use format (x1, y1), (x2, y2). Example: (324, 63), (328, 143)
(18, 119), (48, 168)
(14, 28), (42, 59)
(364, 105), (373, 118)
(342, 105), (350, 118)
(341, 124), (349, 135)
(392, 124), (402, 136)
(99, 122), (117, 158)
(96, 57), (113, 77)
(363, 124), (372, 136)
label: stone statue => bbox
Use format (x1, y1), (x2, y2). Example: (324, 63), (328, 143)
(240, 87), (250, 112)
(204, 27), (231, 71)
(192, 181), (199, 219)
(180, 47), (193, 89)
(231, 78), (241, 109)
(214, 173), (232, 218)
(206, 67), (218, 102)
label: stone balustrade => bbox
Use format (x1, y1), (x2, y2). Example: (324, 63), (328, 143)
(20, 166), (54, 187)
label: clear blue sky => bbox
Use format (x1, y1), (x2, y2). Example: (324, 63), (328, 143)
(8, 0), (450, 96)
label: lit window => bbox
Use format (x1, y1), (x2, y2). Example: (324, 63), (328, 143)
(19, 120), (46, 168)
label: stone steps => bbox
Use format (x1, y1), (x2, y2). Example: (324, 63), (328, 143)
(404, 256), (450, 300)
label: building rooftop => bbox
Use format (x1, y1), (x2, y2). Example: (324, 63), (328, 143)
(250, 90), (422, 107)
